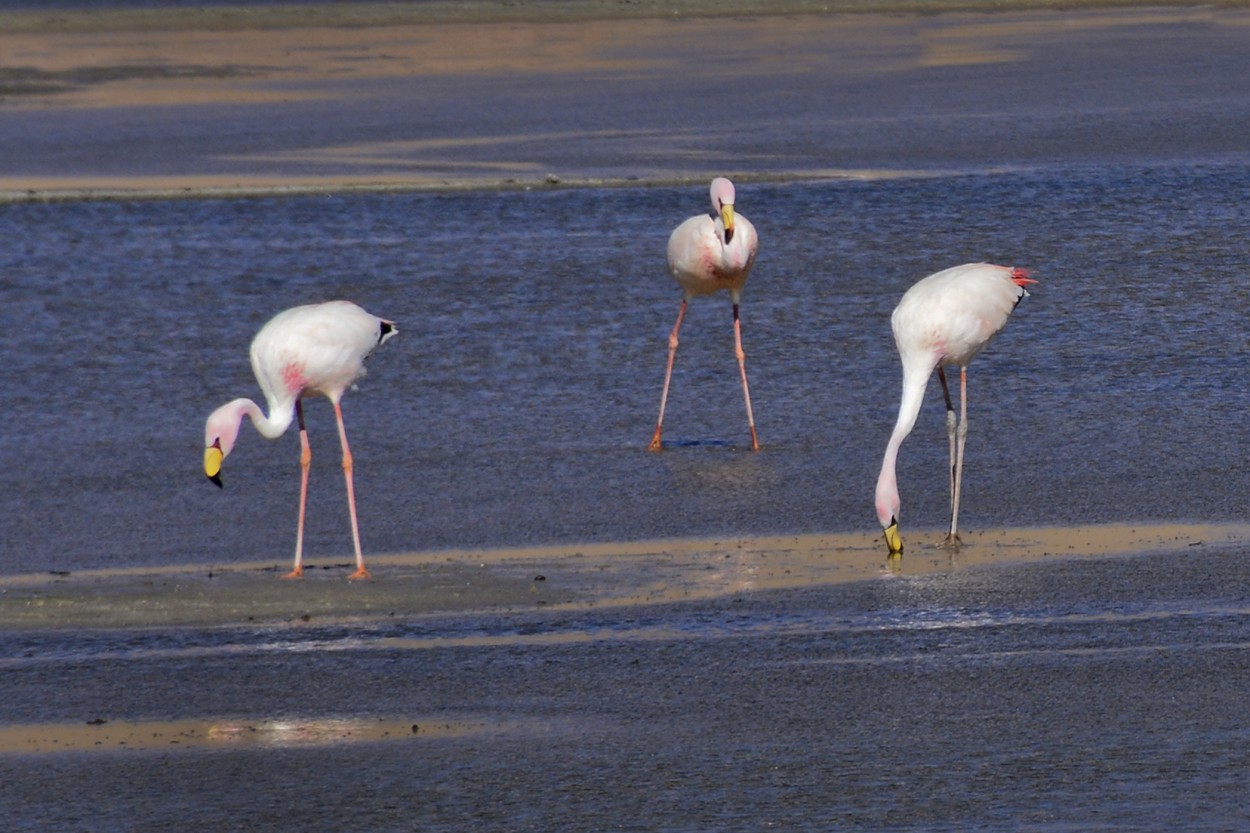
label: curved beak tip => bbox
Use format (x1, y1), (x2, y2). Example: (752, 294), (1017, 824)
(204, 446), (224, 488)
(884, 522), (903, 557)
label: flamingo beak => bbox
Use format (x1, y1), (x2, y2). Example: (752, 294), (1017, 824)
(204, 442), (224, 489)
(720, 204), (736, 244)
(884, 520), (903, 557)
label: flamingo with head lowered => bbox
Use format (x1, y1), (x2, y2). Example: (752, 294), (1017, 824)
(203, 300), (396, 580)
(648, 177), (761, 451)
(874, 262), (1035, 556)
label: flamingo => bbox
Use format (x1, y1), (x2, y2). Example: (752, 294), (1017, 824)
(648, 176), (760, 451)
(874, 262), (1035, 556)
(203, 300), (396, 580)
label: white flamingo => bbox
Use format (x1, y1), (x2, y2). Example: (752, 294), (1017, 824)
(874, 262), (1036, 555)
(648, 177), (760, 451)
(203, 300), (396, 580)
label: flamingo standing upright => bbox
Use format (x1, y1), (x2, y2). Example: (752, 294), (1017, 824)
(203, 300), (396, 580)
(648, 177), (760, 451)
(874, 262), (1035, 556)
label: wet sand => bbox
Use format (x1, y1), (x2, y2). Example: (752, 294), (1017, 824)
(3, 521), (1243, 631)
(0, 715), (486, 754)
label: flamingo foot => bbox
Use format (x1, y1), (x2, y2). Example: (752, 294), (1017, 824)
(647, 428), (663, 452)
(347, 566), (372, 581)
(940, 533), (963, 551)
(748, 425), (759, 452)
(282, 567), (304, 580)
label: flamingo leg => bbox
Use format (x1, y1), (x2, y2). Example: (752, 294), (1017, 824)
(947, 367), (969, 548)
(334, 400), (371, 580)
(648, 299), (687, 451)
(937, 366), (957, 524)
(732, 302), (759, 451)
(283, 400), (310, 579)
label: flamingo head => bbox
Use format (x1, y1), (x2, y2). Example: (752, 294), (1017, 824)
(875, 480), (904, 556)
(710, 177), (737, 244)
(203, 401), (245, 488)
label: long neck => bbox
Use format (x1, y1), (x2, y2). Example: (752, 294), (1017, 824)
(229, 397), (294, 440)
(875, 363), (931, 524)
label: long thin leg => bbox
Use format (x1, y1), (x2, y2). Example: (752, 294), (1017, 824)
(732, 302), (759, 451)
(283, 400), (311, 579)
(334, 400), (370, 580)
(648, 299), (687, 451)
(937, 366), (957, 521)
(948, 367), (969, 547)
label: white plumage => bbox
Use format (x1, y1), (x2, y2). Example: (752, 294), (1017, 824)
(648, 177), (761, 451)
(874, 262), (1035, 555)
(203, 300), (396, 580)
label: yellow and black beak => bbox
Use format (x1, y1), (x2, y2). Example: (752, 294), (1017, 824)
(720, 204), (736, 244)
(204, 440), (224, 489)
(884, 520), (903, 557)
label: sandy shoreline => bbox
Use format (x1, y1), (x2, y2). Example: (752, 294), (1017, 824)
(2, 522), (1244, 630)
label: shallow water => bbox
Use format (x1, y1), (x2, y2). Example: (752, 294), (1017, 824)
(6, 127), (1250, 833)
(3, 162), (1250, 574)
(5, 6), (1250, 828)
(3, 548), (1250, 831)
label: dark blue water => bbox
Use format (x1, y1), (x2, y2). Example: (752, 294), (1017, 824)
(3, 162), (1250, 574)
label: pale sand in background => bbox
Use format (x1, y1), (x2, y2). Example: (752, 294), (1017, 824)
(0, 7), (977, 196)
(4, 4), (1248, 197)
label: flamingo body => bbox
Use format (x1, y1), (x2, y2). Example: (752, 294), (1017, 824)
(874, 262), (1034, 555)
(203, 300), (396, 579)
(666, 191), (758, 300)
(648, 177), (760, 450)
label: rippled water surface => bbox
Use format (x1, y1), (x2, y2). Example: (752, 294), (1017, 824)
(3, 549), (1250, 832)
(4, 163), (1250, 573)
(5, 163), (1250, 831)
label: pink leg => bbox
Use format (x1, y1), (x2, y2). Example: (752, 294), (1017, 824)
(283, 400), (310, 579)
(946, 367), (969, 548)
(937, 366), (956, 521)
(732, 303), (759, 451)
(648, 299), (687, 451)
(334, 400), (370, 580)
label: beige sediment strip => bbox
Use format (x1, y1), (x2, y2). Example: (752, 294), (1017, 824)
(1, 522), (1245, 630)
(0, 715), (564, 755)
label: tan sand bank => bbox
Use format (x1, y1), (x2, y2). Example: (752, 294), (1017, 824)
(0, 714), (568, 756)
(1, 522), (1244, 631)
